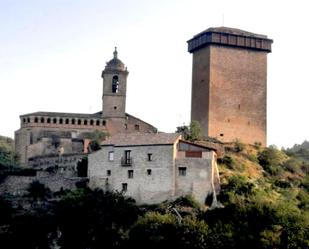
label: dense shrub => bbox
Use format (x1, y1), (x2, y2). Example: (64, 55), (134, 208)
(257, 147), (287, 176)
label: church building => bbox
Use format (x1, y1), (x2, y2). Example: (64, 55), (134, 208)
(15, 48), (157, 166)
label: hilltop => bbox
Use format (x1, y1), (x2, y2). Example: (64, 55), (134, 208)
(0, 136), (308, 248)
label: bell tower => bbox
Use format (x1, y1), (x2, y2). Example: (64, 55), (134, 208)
(102, 47), (129, 118)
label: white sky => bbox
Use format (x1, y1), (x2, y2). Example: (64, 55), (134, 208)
(0, 0), (308, 149)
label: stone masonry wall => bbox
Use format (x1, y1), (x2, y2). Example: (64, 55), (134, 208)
(89, 144), (175, 204)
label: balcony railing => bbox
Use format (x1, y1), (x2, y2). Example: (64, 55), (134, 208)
(121, 157), (133, 166)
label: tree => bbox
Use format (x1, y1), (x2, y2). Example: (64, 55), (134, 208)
(87, 130), (109, 152)
(176, 120), (202, 141)
(27, 180), (51, 200)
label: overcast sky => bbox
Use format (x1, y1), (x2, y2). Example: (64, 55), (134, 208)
(1, 0), (308, 148)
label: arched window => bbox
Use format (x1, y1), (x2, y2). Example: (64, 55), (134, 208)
(34, 117), (38, 123)
(90, 120), (94, 125)
(41, 117), (45, 123)
(84, 120), (88, 125)
(96, 120), (100, 126)
(102, 120), (106, 126)
(53, 118), (57, 124)
(78, 119), (81, 125)
(112, 75), (119, 93)
(47, 118), (51, 124)
(65, 118), (69, 124)
(71, 119), (75, 125)
(27, 117), (30, 123)
(59, 118), (63, 124)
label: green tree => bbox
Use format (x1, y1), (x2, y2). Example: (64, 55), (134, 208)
(27, 180), (51, 200)
(56, 188), (139, 249)
(176, 120), (202, 141)
(87, 130), (109, 152)
(257, 146), (287, 176)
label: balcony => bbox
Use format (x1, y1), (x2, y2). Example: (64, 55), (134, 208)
(121, 157), (133, 166)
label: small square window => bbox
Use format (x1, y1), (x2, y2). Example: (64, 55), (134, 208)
(128, 170), (134, 179)
(134, 124), (140, 131)
(107, 170), (111, 176)
(147, 169), (152, 175)
(178, 167), (187, 176)
(108, 151), (114, 161)
(147, 153), (153, 161)
(122, 183), (128, 192)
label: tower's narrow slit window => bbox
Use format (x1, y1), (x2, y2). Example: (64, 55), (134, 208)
(112, 75), (119, 93)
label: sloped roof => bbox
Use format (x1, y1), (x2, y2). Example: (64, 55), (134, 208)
(101, 133), (181, 147)
(195, 26), (268, 39)
(20, 111), (102, 119)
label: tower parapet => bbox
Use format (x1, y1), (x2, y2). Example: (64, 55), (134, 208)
(188, 27), (272, 53)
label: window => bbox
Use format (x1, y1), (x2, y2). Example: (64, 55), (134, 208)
(78, 119), (81, 125)
(122, 150), (132, 166)
(147, 153), (153, 161)
(84, 120), (88, 125)
(102, 120), (106, 126)
(107, 170), (111, 176)
(90, 120), (94, 125)
(65, 118), (69, 124)
(41, 117), (45, 123)
(134, 124), (140, 131)
(112, 75), (119, 93)
(27, 117), (30, 123)
(108, 151), (114, 161)
(47, 118), (51, 123)
(53, 118), (57, 124)
(34, 117), (38, 123)
(128, 170), (134, 179)
(147, 169), (152, 175)
(96, 120), (100, 126)
(59, 118), (63, 124)
(125, 150), (131, 163)
(71, 119), (75, 125)
(220, 133), (224, 137)
(124, 124), (128, 129)
(178, 167), (187, 176)
(122, 183), (128, 192)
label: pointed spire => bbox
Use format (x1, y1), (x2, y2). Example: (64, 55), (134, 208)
(113, 47), (118, 59)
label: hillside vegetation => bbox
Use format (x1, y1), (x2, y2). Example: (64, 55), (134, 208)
(0, 138), (308, 248)
(0, 135), (18, 168)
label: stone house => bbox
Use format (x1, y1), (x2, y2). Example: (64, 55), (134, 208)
(88, 133), (220, 205)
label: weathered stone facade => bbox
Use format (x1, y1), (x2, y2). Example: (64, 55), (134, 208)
(188, 27), (273, 146)
(88, 133), (219, 205)
(15, 49), (157, 166)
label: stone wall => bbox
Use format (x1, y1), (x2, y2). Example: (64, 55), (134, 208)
(89, 144), (175, 204)
(0, 170), (87, 196)
(175, 152), (216, 204)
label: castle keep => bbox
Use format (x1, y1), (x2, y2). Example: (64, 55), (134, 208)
(188, 27), (273, 146)
(15, 48), (157, 166)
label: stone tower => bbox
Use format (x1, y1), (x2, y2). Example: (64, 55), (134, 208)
(102, 48), (129, 118)
(187, 27), (273, 146)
